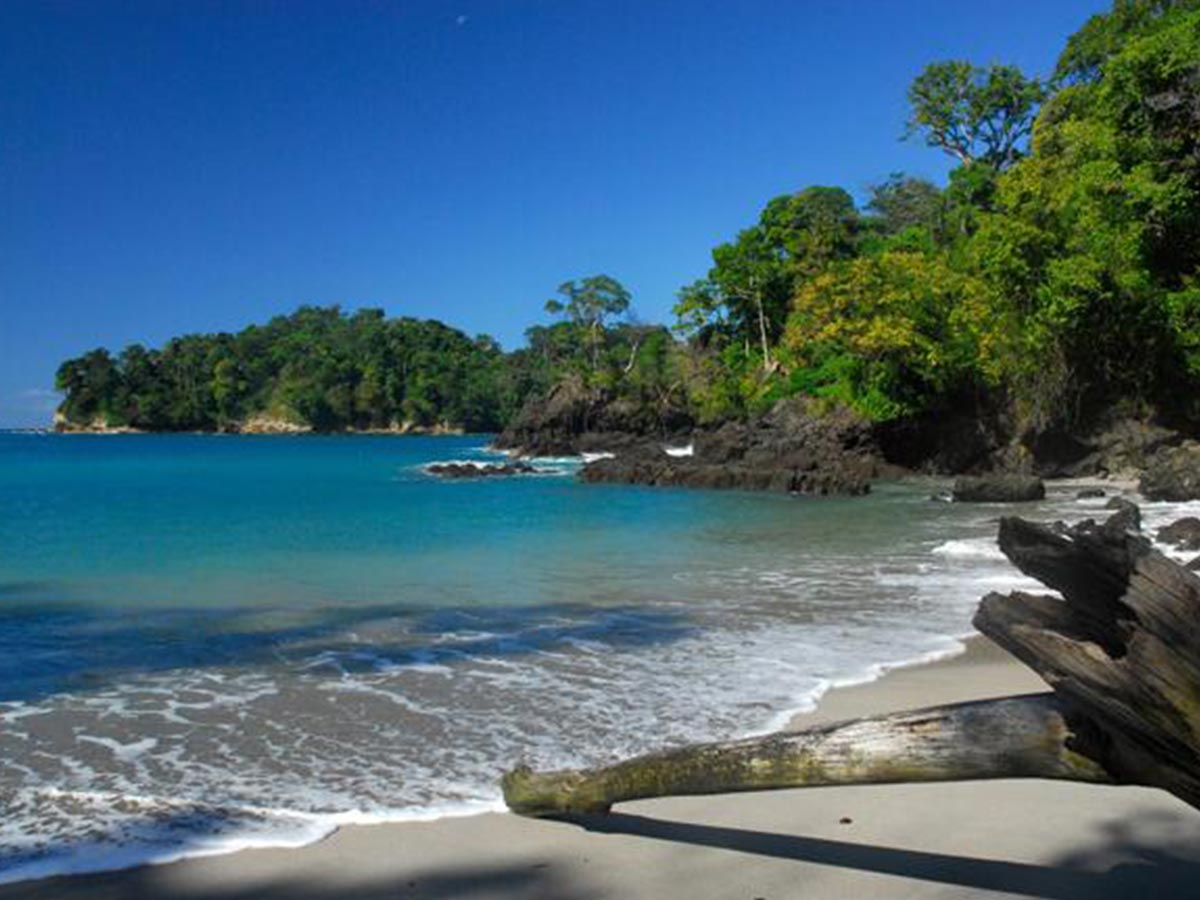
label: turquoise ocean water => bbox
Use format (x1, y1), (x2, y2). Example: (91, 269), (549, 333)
(0, 433), (1185, 884)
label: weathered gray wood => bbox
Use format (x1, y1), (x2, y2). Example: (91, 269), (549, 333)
(502, 693), (1110, 816)
(975, 516), (1200, 809)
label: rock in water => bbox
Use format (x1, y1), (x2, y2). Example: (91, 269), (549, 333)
(1076, 487), (1106, 499)
(1158, 517), (1200, 550)
(426, 462), (541, 479)
(951, 475), (1045, 503)
(1139, 444), (1200, 501)
(1103, 497), (1142, 532)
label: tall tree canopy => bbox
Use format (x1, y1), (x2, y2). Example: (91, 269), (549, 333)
(906, 61), (1045, 169)
(544, 275), (632, 372)
(673, 186), (860, 370)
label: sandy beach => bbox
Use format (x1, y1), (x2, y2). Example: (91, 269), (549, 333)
(5, 636), (1198, 899)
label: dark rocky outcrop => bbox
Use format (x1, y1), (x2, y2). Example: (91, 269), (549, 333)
(1103, 497), (1142, 532)
(872, 404), (1008, 474)
(1026, 418), (1181, 478)
(497, 377), (1197, 495)
(874, 410), (1184, 479)
(426, 462), (543, 478)
(1139, 443), (1200, 501)
(494, 377), (692, 456)
(1076, 487), (1107, 499)
(580, 398), (876, 496)
(951, 475), (1045, 503)
(1157, 517), (1200, 550)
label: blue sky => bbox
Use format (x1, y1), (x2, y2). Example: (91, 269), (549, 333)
(0, 0), (1107, 427)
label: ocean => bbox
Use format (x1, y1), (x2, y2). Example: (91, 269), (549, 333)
(0, 433), (1192, 884)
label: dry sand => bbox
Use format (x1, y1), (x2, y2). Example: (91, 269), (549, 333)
(5, 637), (1200, 899)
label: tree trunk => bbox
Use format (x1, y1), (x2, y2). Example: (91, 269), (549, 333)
(501, 515), (1200, 816)
(755, 291), (772, 371)
(503, 693), (1109, 816)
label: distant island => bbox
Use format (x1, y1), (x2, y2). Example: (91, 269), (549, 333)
(55, 2), (1200, 486)
(54, 308), (523, 434)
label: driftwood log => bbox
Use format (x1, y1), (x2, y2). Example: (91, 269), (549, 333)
(502, 515), (1200, 816)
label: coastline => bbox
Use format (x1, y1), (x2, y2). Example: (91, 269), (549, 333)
(47, 425), (469, 436)
(7, 636), (1199, 899)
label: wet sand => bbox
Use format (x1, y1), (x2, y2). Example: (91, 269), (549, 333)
(5, 637), (1200, 899)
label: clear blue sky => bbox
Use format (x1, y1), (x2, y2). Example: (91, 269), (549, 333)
(0, 0), (1108, 427)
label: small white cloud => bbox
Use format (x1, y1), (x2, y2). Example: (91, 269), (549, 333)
(455, 14), (469, 26)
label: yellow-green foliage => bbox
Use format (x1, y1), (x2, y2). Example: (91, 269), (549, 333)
(781, 252), (984, 419)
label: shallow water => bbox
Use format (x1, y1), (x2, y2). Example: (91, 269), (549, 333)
(0, 433), (1190, 884)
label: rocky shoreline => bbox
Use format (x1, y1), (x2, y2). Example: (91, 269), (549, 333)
(576, 401), (876, 496)
(494, 382), (1200, 501)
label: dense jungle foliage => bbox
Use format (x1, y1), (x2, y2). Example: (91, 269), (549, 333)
(54, 310), (520, 431)
(56, 1), (1200, 435)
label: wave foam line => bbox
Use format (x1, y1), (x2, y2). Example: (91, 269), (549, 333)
(0, 796), (505, 888)
(743, 634), (972, 737)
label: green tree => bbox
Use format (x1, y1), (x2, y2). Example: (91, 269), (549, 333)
(782, 251), (981, 420)
(675, 187), (861, 371)
(866, 173), (944, 239)
(907, 61), (1045, 169)
(544, 275), (632, 373)
(1055, 0), (1198, 84)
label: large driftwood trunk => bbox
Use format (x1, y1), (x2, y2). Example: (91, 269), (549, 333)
(976, 516), (1200, 809)
(502, 515), (1200, 816)
(503, 693), (1109, 816)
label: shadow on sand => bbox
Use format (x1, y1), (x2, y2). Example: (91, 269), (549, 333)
(0, 861), (596, 900)
(569, 809), (1200, 900)
(3, 807), (1199, 899)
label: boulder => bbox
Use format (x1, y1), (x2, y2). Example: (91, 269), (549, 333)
(1103, 497), (1142, 533)
(1076, 487), (1107, 499)
(1139, 444), (1200, 501)
(1157, 517), (1200, 551)
(951, 475), (1045, 503)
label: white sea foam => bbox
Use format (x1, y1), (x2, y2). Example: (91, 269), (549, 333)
(930, 538), (1006, 560)
(663, 443), (694, 458)
(0, 788), (506, 887)
(419, 459), (497, 472)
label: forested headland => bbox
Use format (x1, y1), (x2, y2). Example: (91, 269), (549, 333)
(55, 2), (1200, 463)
